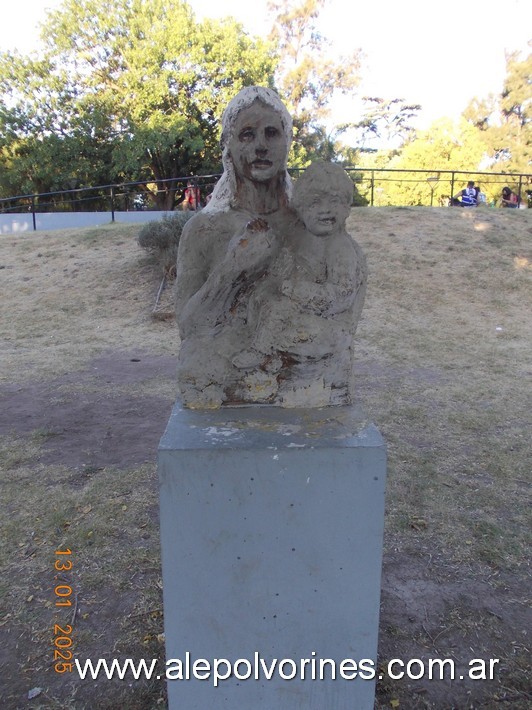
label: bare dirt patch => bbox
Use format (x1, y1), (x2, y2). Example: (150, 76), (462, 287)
(0, 210), (530, 709)
(0, 352), (176, 469)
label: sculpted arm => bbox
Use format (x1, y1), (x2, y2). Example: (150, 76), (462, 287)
(175, 223), (201, 312)
(281, 239), (366, 317)
(175, 215), (281, 338)
(175, 218), (215, 338)
(322, 241), (367, 317)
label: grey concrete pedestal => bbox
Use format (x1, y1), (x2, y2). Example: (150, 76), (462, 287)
(158, 403), (386, 709)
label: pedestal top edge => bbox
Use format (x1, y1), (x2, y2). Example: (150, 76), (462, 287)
(159, 401), (384, 451)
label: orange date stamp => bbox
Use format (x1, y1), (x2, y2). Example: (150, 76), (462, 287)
(53, 548), (74, 673)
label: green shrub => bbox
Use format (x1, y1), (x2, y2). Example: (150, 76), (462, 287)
(137, 211), (194, 275)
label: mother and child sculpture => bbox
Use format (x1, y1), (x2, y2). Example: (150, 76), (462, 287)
(175, 86), (367, 409)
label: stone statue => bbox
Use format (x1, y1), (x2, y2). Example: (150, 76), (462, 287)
(175, 86), (366, 409)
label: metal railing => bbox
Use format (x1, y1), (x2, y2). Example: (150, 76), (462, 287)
(1, 168), (530, 230)
(343, 168), (531, 208)
(0, 174), (222, 229)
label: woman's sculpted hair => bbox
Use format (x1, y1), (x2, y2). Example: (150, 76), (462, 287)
(204, 86), (293, 213)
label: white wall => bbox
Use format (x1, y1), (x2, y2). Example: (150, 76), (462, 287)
(0, 210), (170, 234)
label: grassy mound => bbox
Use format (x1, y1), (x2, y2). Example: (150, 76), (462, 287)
(0, 208), (530, 708)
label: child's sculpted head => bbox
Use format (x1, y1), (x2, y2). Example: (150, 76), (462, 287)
(293, 161), (353, 237)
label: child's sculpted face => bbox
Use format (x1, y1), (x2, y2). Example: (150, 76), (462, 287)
(298, 190), (351, 237)
(228, 102), (288, 184)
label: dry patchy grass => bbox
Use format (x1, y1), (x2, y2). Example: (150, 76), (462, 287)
(0, 209), (531, 709)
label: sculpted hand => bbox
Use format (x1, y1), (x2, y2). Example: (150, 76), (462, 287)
(225, 219), (279, 275)
(246, 217), (270, 233)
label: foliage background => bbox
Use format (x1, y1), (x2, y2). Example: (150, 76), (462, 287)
(0, 0), (530, 206)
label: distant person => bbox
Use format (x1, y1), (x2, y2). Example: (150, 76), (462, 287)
(475, 185), (487, 206)
(501, 186), (519, 208)
(182, 181), (202, 211)
(452, 181), (477, 207)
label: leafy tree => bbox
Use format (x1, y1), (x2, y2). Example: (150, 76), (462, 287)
(0, 0), (275, 206)
(291, 123), (359, 165)
(351, 97), (421, 150)
(500, 51), (531, 126)
(463, 51), (531, 175)
(488, 51), (531, 175)
(379, 118), (490, 206)
(357, 51), (530, 206)
(267, 0), (362, 164)
(462, 95), (498, 131)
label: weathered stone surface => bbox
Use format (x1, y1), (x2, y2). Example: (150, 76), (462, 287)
(175, 87), (366, 408)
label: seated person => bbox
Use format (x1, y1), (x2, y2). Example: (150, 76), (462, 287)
(501, 186), (519, 208)
(452, 181), (478, 207)
(475, 186), (487, 205)
(182, 181), (202, 211)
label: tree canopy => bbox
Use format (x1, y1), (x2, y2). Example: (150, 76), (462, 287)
(0, 1), (528, 206)
(379, 118), (491, 206)
(0, 0), (275, 206)
(267, 0), (362, 164)
(0, 0), (365, 201)
(352, 97), (422, 151)
(355, 50), (530, 205)
(463, 52), (531, 175)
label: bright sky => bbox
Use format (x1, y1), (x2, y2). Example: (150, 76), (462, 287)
(1, 0), (530, 132)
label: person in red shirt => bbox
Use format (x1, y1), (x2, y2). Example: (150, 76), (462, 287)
(183, 181), (202, 210)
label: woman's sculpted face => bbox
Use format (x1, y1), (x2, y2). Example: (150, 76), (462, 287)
(228, 101), (288, 184)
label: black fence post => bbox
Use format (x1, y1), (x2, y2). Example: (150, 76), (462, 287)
(110, 186), (115, 222)
(370, 170), (375, 207)
(450, 172), (455, 204)
(31, 195), (36, 231)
